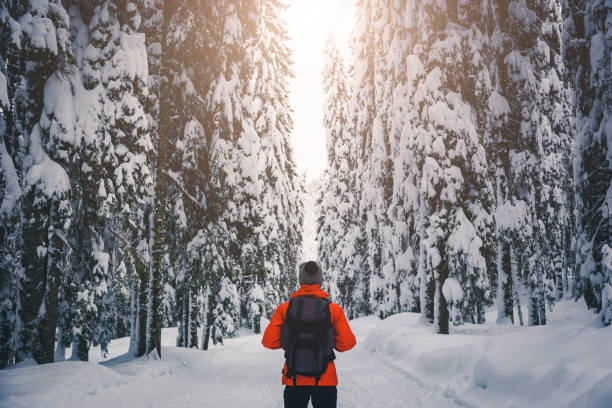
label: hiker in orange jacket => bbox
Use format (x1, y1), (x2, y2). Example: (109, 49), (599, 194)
(262, 261), (356, 408)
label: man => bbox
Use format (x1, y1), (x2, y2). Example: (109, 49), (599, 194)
(262, 261), (356, 408)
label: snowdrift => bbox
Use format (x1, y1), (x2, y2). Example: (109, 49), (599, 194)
(364, 300), (612, 408)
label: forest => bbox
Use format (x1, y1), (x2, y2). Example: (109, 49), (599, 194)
(317, 0), (612, 334)
(0, 0), (303, 367)
(0, 0), (610, 376)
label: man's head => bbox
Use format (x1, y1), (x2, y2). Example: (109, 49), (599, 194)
(298, 261), (323, 286)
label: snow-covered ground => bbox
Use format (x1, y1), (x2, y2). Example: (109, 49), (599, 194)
(1, 300), (610, 408)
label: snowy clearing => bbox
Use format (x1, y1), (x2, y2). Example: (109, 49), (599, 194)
(1, 300), (610, 408)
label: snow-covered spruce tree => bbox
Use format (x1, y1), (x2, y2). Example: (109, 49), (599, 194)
(360, 113), (394, 318)
(11, 0), (75, 364)
(175, 112), (215, 349)
(181, 224), (231, 349)
(388, 49), (424, 318)
(565, 0), (612, 325)
(348, 0), (377, 317)
(0, 2), (23, 368)
(232, 0), (267, 317)
(79, 0), (153, 356)
(173, 120), (207, 348)
(199, 0), (248, 345)
(184, 229), (209, 349)
(75, 0), (166, 359)
(243, 0), (303, 313)
(0, 136), (21, 368)
(318, 33), (353, 306)
(53, 2), (118, 361)
(159, 0), (211, 349)
(139, 0), (172, 358)
(531, 1), (575, 302)
(455, 2), (497, 325)
(399, 0), (493, 333)
(383, 0), (422, 316)
(114, 2), (154, 358)
(247, 281), (264, 333)
(212, 276), (240, 344)
(492, 0), (573, 325)
(367, 1), (409, 318)
(39, 67), (97, 361)
(20, 125), (73, 364)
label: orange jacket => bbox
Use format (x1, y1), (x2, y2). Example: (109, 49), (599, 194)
(262, 284), (356, 386)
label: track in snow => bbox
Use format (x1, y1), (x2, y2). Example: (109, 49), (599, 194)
(109, 317), (462, 408)
(0, 317), (463, 408)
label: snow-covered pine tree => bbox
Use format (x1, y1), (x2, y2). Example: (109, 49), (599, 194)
(159, 0), (210, 349)
(348, 0), (377, 317)
(531, 1), (574, 303)
(20, 125), (73, 364)
(54, 2), (117, 361)
(0, 1), (23, 368)
(203, 0), (248, 344)
(318, 33), (353, 306)
(244, 0), (303, 311)
(114, 1), (154, 357)
(0, 133), (21, 367)
(139, 0), (171, 358)
(12, 0), (75, 364)
(360, 113), (393, 318)
(79, 0), (153, 356)
(184, 229), (208, 349)
(212, 276), (240, 344)
(174, 118), (212, 350)
(232, 0), (267, 317)
(246, 281), (264, 333)
(384, 0), (421, 316)
(367, 1), (409, 318)
(493, 0), (574, 326)
(392, 0), (493, 333)
(565, 0), (612, 325)
(389, 49), (423, 316)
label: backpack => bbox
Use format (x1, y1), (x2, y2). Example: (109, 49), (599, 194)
(280, 296), (336, 385)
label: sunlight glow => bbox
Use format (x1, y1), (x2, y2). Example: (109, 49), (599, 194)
(284, 0), (354, 182)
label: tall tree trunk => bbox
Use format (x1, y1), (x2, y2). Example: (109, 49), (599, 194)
(136, 264), (148, 357)
(37, 281), (59, 363)
(202, 291), (214, 351)
(497, 241), (514, 323)
(129, 282), (137, 351)
(512, 247), (523, 326)
(418, 227), (434, 323)
(76, 335), (89, 361)
(476, 290), (485, 324)
(434, 248), (449, 334)
(189, 284), (199, 348)
(537, 262), (547, 325)
(528, 272), (539, 326)
(555, 254), (564, 301)
(147, 0), (172, 357)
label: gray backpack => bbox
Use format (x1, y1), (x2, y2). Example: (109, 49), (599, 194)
(280, 296), (336, 385)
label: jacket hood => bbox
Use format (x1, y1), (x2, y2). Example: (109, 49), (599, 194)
(290, 284), (329, 299)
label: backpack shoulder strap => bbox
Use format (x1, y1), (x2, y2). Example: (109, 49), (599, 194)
(285, 297), (295, 321)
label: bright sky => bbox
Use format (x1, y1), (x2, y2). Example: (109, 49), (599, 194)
(283, 0), (355, 182)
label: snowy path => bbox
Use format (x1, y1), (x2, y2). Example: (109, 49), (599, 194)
(2, 301), (611, 408)
(0, 317), (461, 408)
(337, 318), (462, 408)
